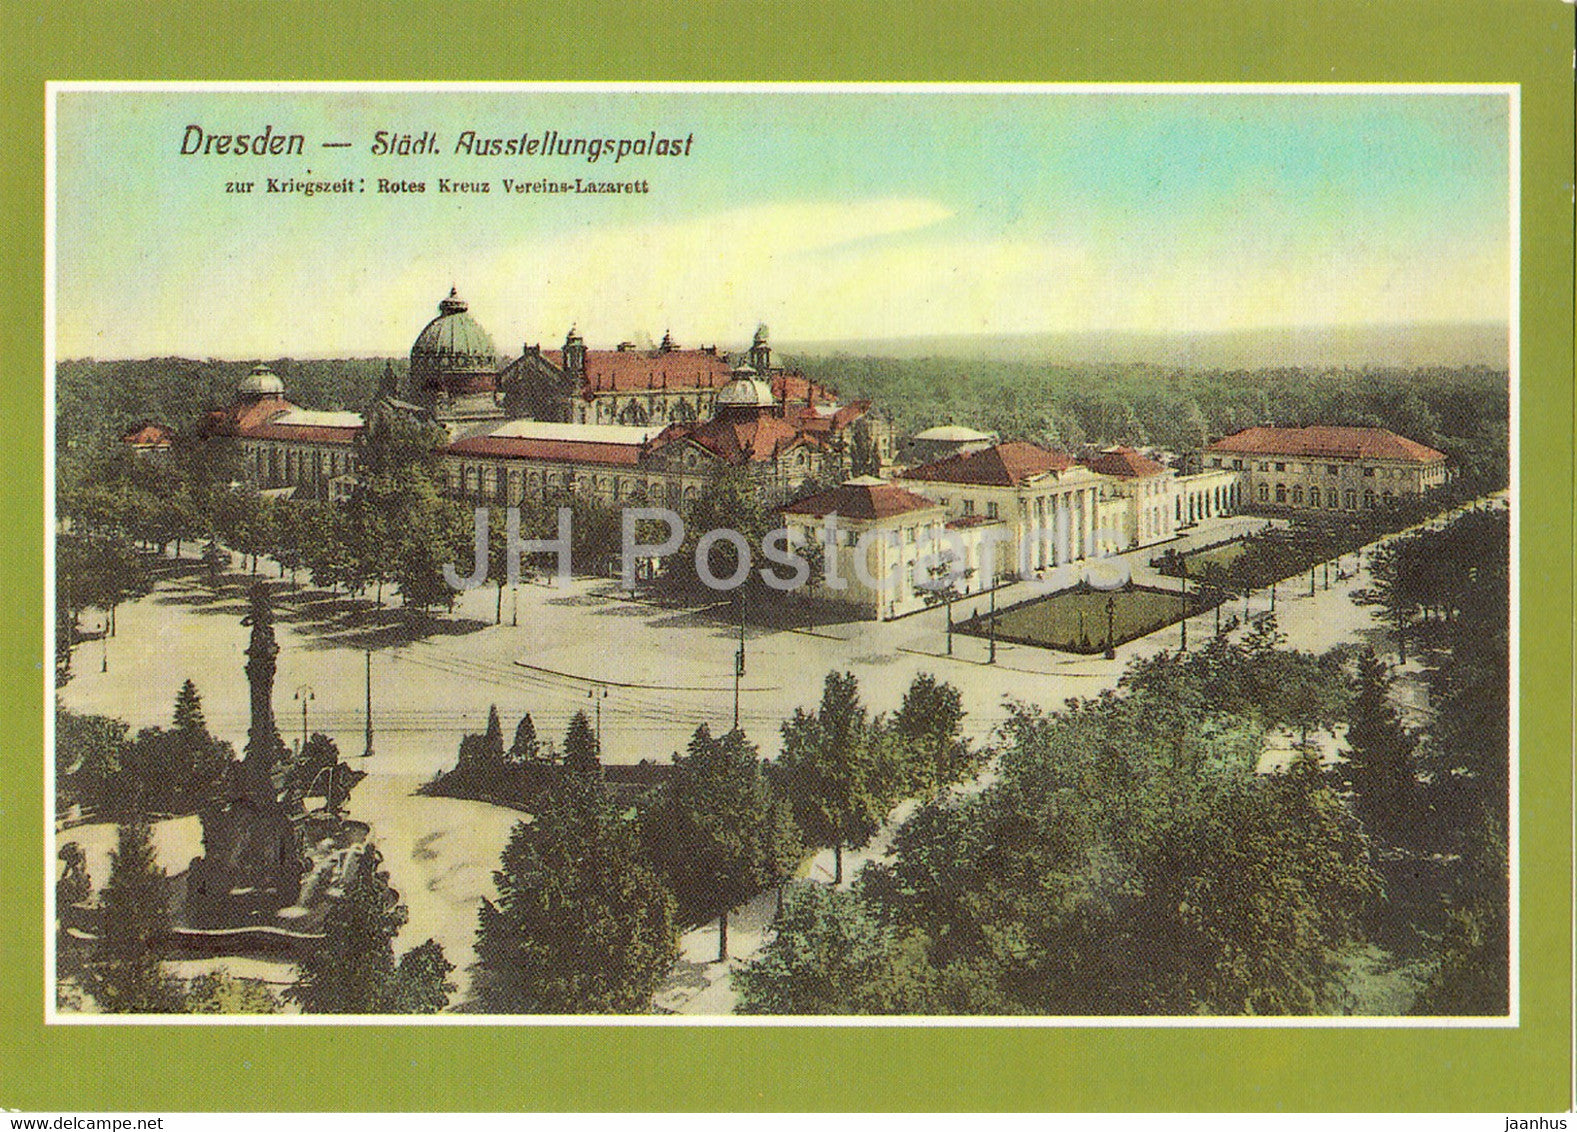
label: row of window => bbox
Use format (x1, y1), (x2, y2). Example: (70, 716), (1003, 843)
(1259, 483), (1394, 509)
(1254, 459), (1411, 480)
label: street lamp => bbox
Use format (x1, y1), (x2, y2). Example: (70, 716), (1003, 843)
(987, 584), (998, 665)
(293, 684), (316, 753)
(1104, 593), (1116, 660)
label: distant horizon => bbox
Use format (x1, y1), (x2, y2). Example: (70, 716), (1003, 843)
(57, 318), (1511, 370)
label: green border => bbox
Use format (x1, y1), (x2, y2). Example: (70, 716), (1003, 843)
(3, 0), (1571, 1112)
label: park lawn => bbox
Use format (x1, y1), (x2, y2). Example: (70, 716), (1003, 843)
(962, 585), (1185, 654)
(1183, 541), (1247, 573)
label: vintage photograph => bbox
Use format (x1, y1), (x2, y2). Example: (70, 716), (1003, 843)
(49, 84), (1513, 1020)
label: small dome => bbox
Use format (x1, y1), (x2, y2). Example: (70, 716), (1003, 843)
(411, 287), (497, 372)
(716, 377), (776, 408)
(236, 364), (285, 398)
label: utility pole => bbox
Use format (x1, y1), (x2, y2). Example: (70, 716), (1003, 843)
(589, 685), (608, 750)
(363, 649), (374, 759)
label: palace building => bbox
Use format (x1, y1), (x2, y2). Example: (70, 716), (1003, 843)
(205, 287), (892, 507)
(1204, 425), (1448, 512)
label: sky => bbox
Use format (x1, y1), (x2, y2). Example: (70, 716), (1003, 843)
(53, 86), (1513, 360)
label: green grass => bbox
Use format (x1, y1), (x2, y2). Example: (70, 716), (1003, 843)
(1182, 541), (1247, 573)
(959, 585), (1186, 654)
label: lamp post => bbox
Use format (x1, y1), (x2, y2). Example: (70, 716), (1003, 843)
(1104, 593), (1116, 660)
(293, 684), (315, 753)
(987, 584), (997, 665)
(733, 590), (747, 731)
(362, 649), (374, 759)
(1178, 564), (1188, 652)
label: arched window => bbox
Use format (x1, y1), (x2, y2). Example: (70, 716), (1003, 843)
(1275, 484), (1287, 503)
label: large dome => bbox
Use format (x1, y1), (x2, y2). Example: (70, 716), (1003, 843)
(716, 376), (776, 408)
(236, 364), (285, 399)
(411, 287), (497, 373)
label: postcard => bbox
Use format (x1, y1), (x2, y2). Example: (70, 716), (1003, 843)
(8, 0), (1574, 1114)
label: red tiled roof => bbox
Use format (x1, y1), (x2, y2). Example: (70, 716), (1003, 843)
(544, 348), (736, 394)
(247, 422), (361, 445)
(901, 441), (1074, 487)
(445, 434), (644, 467)
(530, 347), (837, 403)
(654, 413), (817, 465)
(1080, 446), (1167, 479)
(794, 400), (870, 434)
(1206, 426), (1446, 463)
(122, 422), (174, 447)
(203, 396), (296, 437)
(782, 481), (941, 521)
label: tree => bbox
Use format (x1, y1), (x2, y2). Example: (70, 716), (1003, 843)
(182, 971), (280, 1014)
(774, 672), (885, 885)
(563, 710), (601, 778)
(57, 842), (92, 907)
(891, 673), (973, 792)
(1340, 650), (1420, 845)
(643, 725), (802, 960)
(83, 823), (180, 1013)
(285, 844), (453, 1013)
(509, 713), (541, 764)
(281, 733), (360, 814)
(55, 707), (128, 816)
(849, 417), (881, 477)
(165, 680), (234, 811)
(474, 776), (677, 1013)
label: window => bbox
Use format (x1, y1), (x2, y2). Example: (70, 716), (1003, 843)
(963, 499), (975, 516)
(1233, 459), (1243, 470)
(1275, 462), (1286, 472)
(1292, 485), (1303, 504)
(1345, 490), (1356, 509)
(1363, 466), (1375, 477)
(1258, 484), (1269, 502)
(1327, 464), (1339, 476)
(1275, 484), (1287, 503)
(1211, 458), (1221, 467)
(904, 526), (916, 544)
(1258, 462), (1270, 472)
(986, 502), (999, 519)
(1364, 490), (1376, 508)
(1327, 489), (1338, 508)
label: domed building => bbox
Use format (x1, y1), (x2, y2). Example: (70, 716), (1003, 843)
(235, 363), (287, 400)
(409, 287), (503, 429)
(713, 374), (777, 419)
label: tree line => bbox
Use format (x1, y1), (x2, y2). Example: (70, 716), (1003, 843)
(426, 670), (977, 1010)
